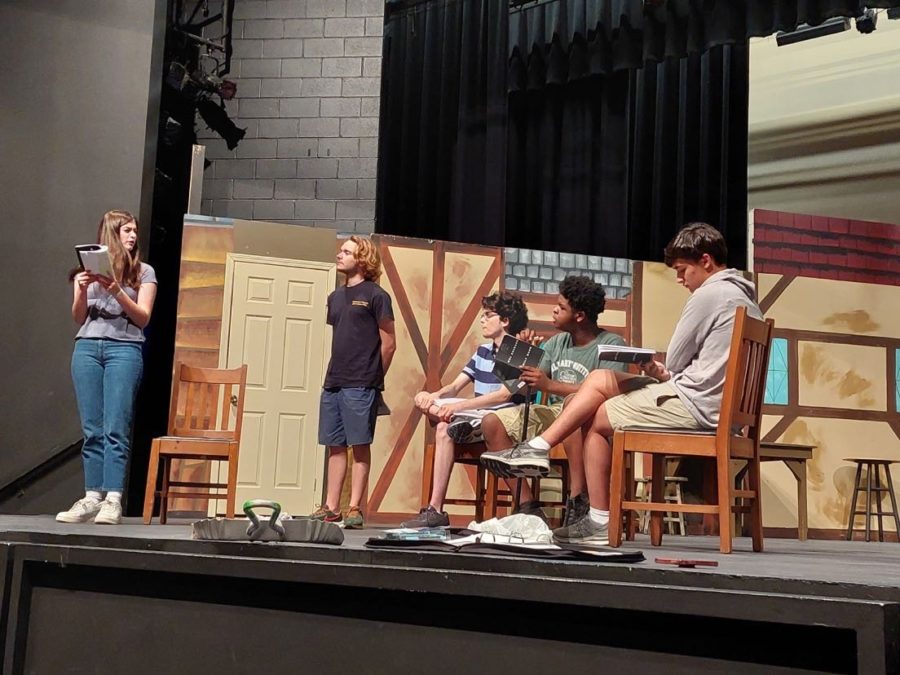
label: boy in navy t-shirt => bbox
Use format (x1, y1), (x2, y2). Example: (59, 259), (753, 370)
(311, 236), (395, 529)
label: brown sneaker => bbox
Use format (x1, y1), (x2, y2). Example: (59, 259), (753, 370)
(309, 505), (342, 523)
(343, 506), (364, 529)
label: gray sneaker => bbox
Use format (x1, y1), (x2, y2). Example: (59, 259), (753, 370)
(480, 441), (550, 478)
(401, 505), (450, 528)
(552, 515), (609, 546)
(447, 418), (479, 444)
(563, 492), (590, 527)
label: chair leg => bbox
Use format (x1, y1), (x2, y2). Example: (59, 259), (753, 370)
(649, 456), (665, 546)
(226, 447), (239, 519)
(608, 434), (625, 548)
(875, 465), (885, 542)
(883, 463), (900, 537)
(846, 462), (863, 540)
(142, 439), (161, 524)
(624, 453), (635, 541)
(159, 457), (171, 525)
(717, 453), (733, 554)
(864, 462), (873, 543)
(672, 481), (686, 536)
(747, 454), (764, 552)
(485, 471), (498, 519)
(474, 464), (485, 523)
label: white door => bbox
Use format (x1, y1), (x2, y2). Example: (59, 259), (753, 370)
(219, 253), (334, 516)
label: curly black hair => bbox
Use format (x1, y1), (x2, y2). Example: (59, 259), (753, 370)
(559, 275), (606, 322)
(482, 291), (528, 335)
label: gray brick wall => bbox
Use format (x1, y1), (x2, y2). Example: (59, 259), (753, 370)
(197, 0), (382, 233)
(504, 248), (634, 300)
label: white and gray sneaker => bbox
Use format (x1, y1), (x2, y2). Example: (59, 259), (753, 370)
(552, 515), (609, 546)
(94, 500), (123, 525)
(480, 440), (550, 478)
(56, 497), (102, 523)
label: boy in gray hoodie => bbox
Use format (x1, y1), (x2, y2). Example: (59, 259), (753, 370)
(480, 222), (763, 546)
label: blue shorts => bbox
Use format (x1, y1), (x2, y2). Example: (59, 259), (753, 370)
(318, 387), (378, 447)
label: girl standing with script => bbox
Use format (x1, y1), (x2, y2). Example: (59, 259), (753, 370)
(57, 210), (157, 525)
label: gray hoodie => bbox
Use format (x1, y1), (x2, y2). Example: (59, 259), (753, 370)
(666, 269), (763, 428)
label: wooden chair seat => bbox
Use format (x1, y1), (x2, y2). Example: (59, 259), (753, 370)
(142, 363), (248, 524)
(609, 307), (774, 554)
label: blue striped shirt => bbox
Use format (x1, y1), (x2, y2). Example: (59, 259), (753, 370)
(462, 343), (502, 395)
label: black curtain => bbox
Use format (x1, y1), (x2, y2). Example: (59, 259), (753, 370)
(377, 0), (508, 245)
(377, 0), (893, 264)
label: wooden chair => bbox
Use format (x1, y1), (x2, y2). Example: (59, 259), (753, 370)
(608, 307), (774, 553)
(142, 363), (249, 524)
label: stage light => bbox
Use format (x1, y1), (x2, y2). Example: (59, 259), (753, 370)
(196, 97), (246, 150)
(775, 18), (850, 46)
(855, 7), (878, 33)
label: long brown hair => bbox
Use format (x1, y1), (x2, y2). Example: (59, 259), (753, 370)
(98, 210), (143, 288)
(70, 210), (143, 287)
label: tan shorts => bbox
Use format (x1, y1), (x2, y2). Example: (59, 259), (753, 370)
(604, 381), (702, 430)
(490, 402), (563, 444)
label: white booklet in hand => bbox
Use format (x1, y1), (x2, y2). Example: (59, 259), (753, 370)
(75, 244), (114, 278)
(597, 344), (656, 364)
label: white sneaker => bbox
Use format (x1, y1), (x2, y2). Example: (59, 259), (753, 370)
(94, 500), (123, 525)
(56, 497), (102, 523)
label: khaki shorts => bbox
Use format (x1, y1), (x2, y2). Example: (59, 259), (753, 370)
(604, 381), (702, 431)
(490, 402), (563, 444)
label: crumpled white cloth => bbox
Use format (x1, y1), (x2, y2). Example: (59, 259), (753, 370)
(466, 513), (553, 543)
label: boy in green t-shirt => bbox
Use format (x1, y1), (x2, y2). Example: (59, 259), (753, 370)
(479, 275), (628, 524)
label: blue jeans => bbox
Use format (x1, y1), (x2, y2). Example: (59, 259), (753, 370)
(71, 339), (143, 492)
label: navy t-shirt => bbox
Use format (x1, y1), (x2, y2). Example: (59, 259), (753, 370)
(323, 280), (394, 390)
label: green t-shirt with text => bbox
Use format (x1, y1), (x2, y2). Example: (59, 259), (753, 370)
(539, 330), (628, 404)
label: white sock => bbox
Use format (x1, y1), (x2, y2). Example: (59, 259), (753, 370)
(589, 507), (609, 525)
(528, 436), (551, 451)
(85, 491), (102, 502)
(106, 491), (123, 504)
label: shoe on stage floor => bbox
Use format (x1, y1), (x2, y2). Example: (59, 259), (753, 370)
(343, 506), (364, 529)
(309, 505), (342, 524)
(552, 515), (609, 547)
(401, 505), (450, 528)
(56, 497), (102, 524)
(94, 500), (123, 525)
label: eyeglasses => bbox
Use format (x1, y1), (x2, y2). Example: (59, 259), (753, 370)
(480, 311), (498, 321)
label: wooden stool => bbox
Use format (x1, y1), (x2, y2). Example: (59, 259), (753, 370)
(634, 476), (687, 536)
(844, 458), (900, 542)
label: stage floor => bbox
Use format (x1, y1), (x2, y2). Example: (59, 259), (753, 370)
(2, 515), (898, 673)
(1, 514), (898, 599)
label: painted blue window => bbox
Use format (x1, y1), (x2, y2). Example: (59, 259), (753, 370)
(764, 338), (789, 405)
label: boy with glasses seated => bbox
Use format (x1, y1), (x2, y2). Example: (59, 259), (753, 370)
(403, 292), (529, 528)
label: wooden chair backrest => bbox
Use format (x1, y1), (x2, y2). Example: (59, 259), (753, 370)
(717, 307), (774, 443)
(167, 362), (249, 441)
